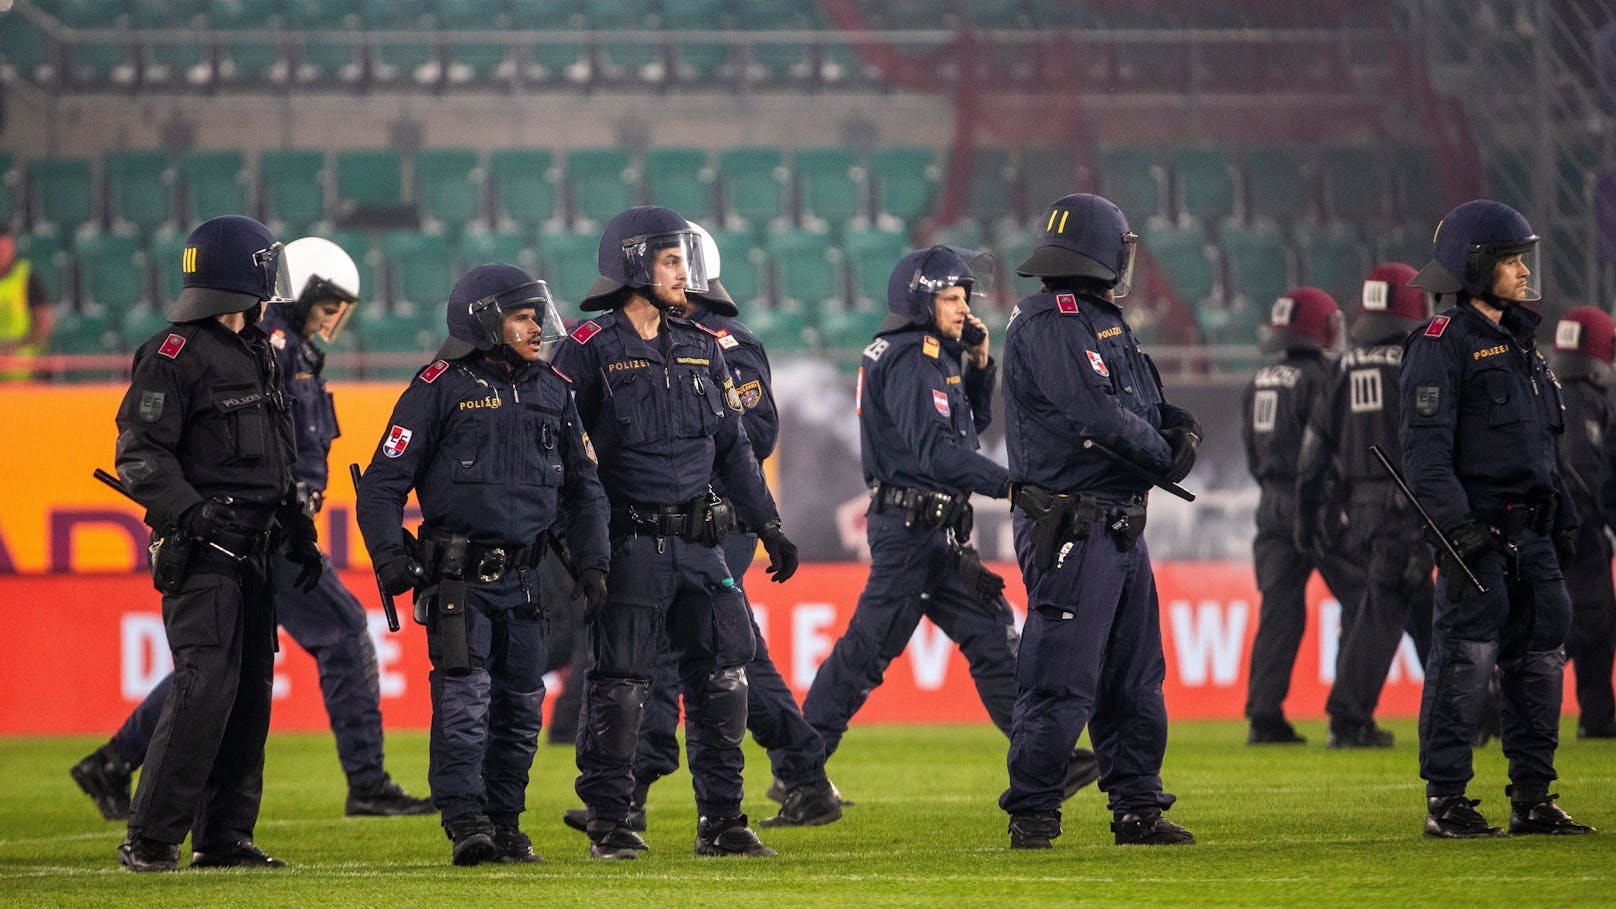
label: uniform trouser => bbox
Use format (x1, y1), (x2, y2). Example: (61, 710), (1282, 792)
(1245, 492), (1366, 722)
(1326, 503), (1434, 728)
(801, 510), (1019, 759)
(425, 570), (546, 827)
(111, 550), (389, 789)
(1562, 524), (1616, 729)
(127, 549), (275, 849)
(636, 532), (829, 792)
(1420, 531), (1570, 797)
(1001, 511), (1174, 817)
(575, 534), (755, 821)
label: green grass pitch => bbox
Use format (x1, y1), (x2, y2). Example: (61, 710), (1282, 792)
(3, 719), (1613, 907)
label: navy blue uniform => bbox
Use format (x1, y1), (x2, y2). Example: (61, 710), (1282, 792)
(553, 308), (780, 823)
(1399, 303), (1575, 798)
(1242, 350), (1366, 729)
(1554, 373), (1616, 733)
(999, 290), (1178, 819)
(357, 355), (609, 827)
(113, 318), (295, 851)
(801, 323), (1016, 759)
(633, 303), (829, 793)
(110, 304), (396, 792)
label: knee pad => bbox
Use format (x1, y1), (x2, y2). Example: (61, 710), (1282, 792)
(584, 675), (649, 762)
(692, 666), (749, 747)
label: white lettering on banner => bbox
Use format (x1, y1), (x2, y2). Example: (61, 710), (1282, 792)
(272, 645), (289, 699)
(793, 603), (838, 688)
(1168, 600), (1249, 686)
(368, 612), (406, 698)
(120, 614), (171, 700)
(907, 621), (953, 690)
(1318, 600), (1342, 683)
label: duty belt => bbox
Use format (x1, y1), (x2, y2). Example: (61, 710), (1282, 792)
(868, 482), (970, 531)
(1486, 499), (1555, 541)
(1013, 486), (1148, 569)
(613, 496), (735, 546)
(424, 536), (541, 583)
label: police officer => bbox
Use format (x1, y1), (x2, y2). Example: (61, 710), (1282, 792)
(112, 215), (316, 872)
(552, 206), (800, 860)
(1401, 198), (1592, 837)
(1294, 264), (1434, 749)
(1242, 287), (1367, 745)
(998, 193), (1196, 849)
(559, 222), (842, 834)
(71, 238), (431, 823)
(357, 264), (611, 865)
(1547, 305), (1616, 740)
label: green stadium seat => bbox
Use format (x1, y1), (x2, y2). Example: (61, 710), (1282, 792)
(1020, 148), (1081, 217)
(0, 12), (56, 84)
(414, 148), (484, 231)
(439, 0), (511, 86)
(382, 230), (458, 310)
(327, 230), (379, 305)
(285, 0), (361, 84)
(931, 220), (984, 251)
(15, 232), (68, 302)
(815, 299), (884, 352)
(508, 0), (586, 83)
(1196, 297), (1267, 352)
(489, 149), (558, 232)
(29, 158), (96, 235)
(76, 232), (150, 309)
(719, 149), (788, 228)
(51, 306), (119, 357)
(643, 148), (715, 224)
(869, 147), (937, 223)
(260, 149), (327, 235)
(673, 41), (730, 85)
(0, 152), (15, 225)
(591, 0), (663, 83)
(992, 218), (1042, 299)
(961, 147), (1015, 225)
(1174, 147), (1235, 222)
(1218, 218), (1291, 306)
(746, 302), (809, 354)
(105, 150), (173, 234)
(118, 303), (172, 352)
(1098, 146), (1163, 222)
(210, 0), (288, 86)
(54, 0), (136, 85)
(1292, 220), (1366, 308)
(460, 230), (532, 272)
(843, 228), (908, 306)
(363, 0), (440, 87)
(354, 303), (438, 379)
(1320, 146), (1385, 222)
(565, 148), (634, 228)
(335, 149), (404, 214)
(129, 1), (208, 87)
(1243, 146), (1314, 223)
(535, 230), (602, 312)
(149, 228), (189, 304)
(1144, 218), (1218, 304)
(765, 228), (842, 307)
(795, 148), (862, 226)
(708, 228), (764, 306)
(731, 0), (814, 84)
(180, 150), (248, 222)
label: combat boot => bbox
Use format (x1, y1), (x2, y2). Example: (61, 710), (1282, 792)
(493, 826), (545, 863)
(587, 818), (649, 860)
(768, 776), (853, 807)
(759, 780), (843, 828)
(443, 814), (498, 866)
(694, 815), (776, 857)
(190, 840), (287, 868)
(1062, 748), (1100, 799)
(345, 774), (434, 817)
(71, 745), (133, 821)
(1424, 795), (1505, 838)
(117, 836), (178, 873)
(1507, 788), (1595, 835)
(1326, 722), (1394, 749)
(1008, 811), (1062, 849)
(564, 781), (649, 833)
(1577, 720), (1616, 739)
(1112, 810), (1196, 845)
(1246, 716), (1306, 744)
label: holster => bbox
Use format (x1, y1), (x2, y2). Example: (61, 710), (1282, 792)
(148, 530), (193, 595)
(869, 483), (971, 538)
(1015, 487), (1100, 571)
(426, 533), (471, 672)
(1499, 499), (1554, 542)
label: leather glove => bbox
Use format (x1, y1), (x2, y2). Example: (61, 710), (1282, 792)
(1554, 528), (1579, 565)
(1158, 403), (1202, 439)
(182, 497), (237, 542)
(377, 555), (424, 597)
(958, 546), (1006, 602)
(1446, 519), (1493, 560)
(573, 567), (608, 624)
(760, 523), (799, 583)
(285, 537), (323, 592)
(1160, 427), (1200, 484)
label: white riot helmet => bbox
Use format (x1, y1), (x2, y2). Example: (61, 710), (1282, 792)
(278, 236), (361, 342)
(683, 220), (737, 316)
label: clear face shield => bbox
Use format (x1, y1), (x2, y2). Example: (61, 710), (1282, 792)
(468, 279), (565, 360)
(256, 241), (292, 304)
(1112, 231), (1139, 299)
(621, 229), (710, 295)
(1472, 240), (1541, 304)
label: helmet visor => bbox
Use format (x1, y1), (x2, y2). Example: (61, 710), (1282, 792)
(1470, 240), (1540, 304)
(1113, 231), (1139, 299)
(468, 279), (563, 356)
(256, 241), (292, 303)
(621, 229), (710, 295)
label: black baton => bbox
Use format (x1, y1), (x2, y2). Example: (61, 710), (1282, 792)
(1368, 444), (1487, 594)
(349, 463), (402, 632)
(94, 468), (242, 560)
(1081, 439), (1197, 502)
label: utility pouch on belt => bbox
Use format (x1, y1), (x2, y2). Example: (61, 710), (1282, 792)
(434, 534), (471, 672)
(1016, 487), (1104, 571)
(1500, 500), (1553, 542)
(699, 493), (735, 546)
(149, 531), (193, 595)
(1109, 503), (1148, 551)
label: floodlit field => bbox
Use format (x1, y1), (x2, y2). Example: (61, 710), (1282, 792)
(3, 720), (1613, 907)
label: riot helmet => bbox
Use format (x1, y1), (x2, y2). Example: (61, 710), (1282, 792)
(878, 245), (990, 336)
(1549, 305), (1616, 384)
(579, 206), (710, 312)
(682, 221), (738, 317)
(166, 215), (288, 322)
(277, 236), (360, 343)
(1260, 287), (1342, 353)
(438, 263), (565, 364)
(1351, 262), (1431, 345)
(1409, 199), (1540, 305)
(1017, 193), (1137, 298)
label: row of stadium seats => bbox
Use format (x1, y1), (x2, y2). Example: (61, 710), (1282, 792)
(2, 143), (1452, 247)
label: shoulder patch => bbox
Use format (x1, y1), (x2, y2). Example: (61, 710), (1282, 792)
(932, 388), (951, 417)
(863, 337), (890, 361)
(547, 362), (573, 384)
(1424, 315), (1450, 338)
(419, 359), (451, 383)
(157, 333), (188, 360)
(1055, 293), (1080, 314)
(691, 320), (723, 338)
(714, 328), (739, 349)
(1086, 350), (1110, 377)
(382, 424), (414, 458)
(723, 378), (744, 413)
(570, 320), (602, 343)
(922, 335), (941, 359)
(737, 379), (763, 409)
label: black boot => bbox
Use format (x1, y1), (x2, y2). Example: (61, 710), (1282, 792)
(493, 826), (545, 863)
(1112, 810), (1196, 845)
(1247, 716), (1306, 745)
(586, 818), (650, 860)
(71, 745), (133, 822)
(443, 814), (498, 866)
(565, 781), (649, 833)
(1008, 811), (1062, 849)
(694, 814), (776, 857)
(759, 780), (843, 828)
(190, 840), (287, 868)
(1326, 721), (1394, 749)
(117, 836), (178, 873)
(1062, 749), (1100, 799)
(1507, 787), (1595, 835)
(346, 774), (434, 817)
(1424, 795), (1505, 838)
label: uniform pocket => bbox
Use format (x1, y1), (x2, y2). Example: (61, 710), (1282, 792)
(162, 575), (229, 649)
(673, 366), (723, 438)
(215, 385), (270, 464)
(1482, 370), (1525, 426)
(609, 371), (655, 446)
(447, 420), (493, 484)
(523, 408), (565, 487)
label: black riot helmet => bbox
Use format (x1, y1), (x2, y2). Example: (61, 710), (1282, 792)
(1017, 193), (1138, 297)
(878, 245), (991, 333)
(579, 206), (711, 312)
(1410, 199), (1540, 306)
(438, 263), (565, 362)
(166, 215), (289, 322)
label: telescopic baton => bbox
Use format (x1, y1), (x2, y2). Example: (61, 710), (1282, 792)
(1080, 439), (1197, 502)
(94, 468), (243, 560)
(1368, 444), (1487, 594)
(349, 463), (402, 632)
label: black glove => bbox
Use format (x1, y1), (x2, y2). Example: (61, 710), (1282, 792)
(377, 555), (424, 597)
(181, 497), (237, 542)
(1554, 528), (1579, 564)
(573, 567), (608, 624)
(285, 536), (323, 592)
(1160, 427), (1200, 484)
(1158, 403), (1202, 439)
(1446, 519), (1493, 560)
(760, 523), (799, 583)
(958, 546), (1006, 602)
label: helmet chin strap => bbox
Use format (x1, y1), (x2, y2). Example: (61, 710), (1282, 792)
(244, 302), (264, 324)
